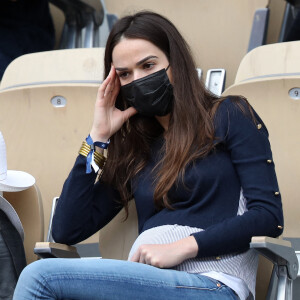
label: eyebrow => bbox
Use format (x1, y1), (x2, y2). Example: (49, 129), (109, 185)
(115, 55), (158, 71)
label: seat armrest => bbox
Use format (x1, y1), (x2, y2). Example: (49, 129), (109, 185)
(250, 236), (299, 280)
(34, 242), (80, 259)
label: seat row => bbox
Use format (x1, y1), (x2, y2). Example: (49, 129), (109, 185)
(0, 40), (299, 299)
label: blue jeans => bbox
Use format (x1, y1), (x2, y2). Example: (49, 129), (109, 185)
(13, 258), (238, 300)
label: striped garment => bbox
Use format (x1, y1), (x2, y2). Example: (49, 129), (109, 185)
(128, 190), (258, 300)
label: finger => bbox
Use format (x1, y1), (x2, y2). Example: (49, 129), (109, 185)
(123, 107), (138, 122)
(104, 83), (113, 97)
(98, 75), (112, 99)
(112, 74), (120, 96)
(98, 66), (115, 98)
(139, 255), (147, 264)
(105, 66), (117, 95)
(139, 248), (149, 264)
(115, 72), (120, 86)
(144, 254), (152, 265)
(104, 81), (116, 97)
(110, 65), (116, 79)
(108, 76), (120, 103)
(108, 69), (116, 90)
(130, 250), (141, 263)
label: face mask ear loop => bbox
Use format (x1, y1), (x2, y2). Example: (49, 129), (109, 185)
(166, 65), (170, 71)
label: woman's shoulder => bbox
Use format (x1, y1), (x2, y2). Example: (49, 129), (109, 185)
(214, 95), (256, 125)
(213, 95), (266, 141)
(216, 95), (252, 114)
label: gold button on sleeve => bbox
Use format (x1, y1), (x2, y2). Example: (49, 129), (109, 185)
(267, 159), (272, 163)
(216, 256), (221, 260)
(274, 191), (280, 196)
(257, 124), (262, 129)
(278, 225), (283, 229)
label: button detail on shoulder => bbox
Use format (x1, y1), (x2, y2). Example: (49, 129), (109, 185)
(267, 159), (272, 164)
(257, 124), (262, 129)
(278, 225), (283, 229)
(274, 191), (280, 196)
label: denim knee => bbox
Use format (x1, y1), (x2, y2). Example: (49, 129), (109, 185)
(14, 259), (53, 298)
(20, 259), (50, 280)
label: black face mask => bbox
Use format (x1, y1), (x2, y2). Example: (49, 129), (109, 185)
(120, 67), (173, 117)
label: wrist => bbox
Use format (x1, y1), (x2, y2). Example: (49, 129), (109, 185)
(79, 134), (109, 174)
(178, 236), (198, 259)
(78, 140), (106, 173)
(90, 130), (110, 144)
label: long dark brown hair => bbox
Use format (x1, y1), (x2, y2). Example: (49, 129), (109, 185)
(101, 11), (225, 215)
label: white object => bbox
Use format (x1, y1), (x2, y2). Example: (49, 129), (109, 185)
(0, 131), (35, 192)
(205, 69), (226, 96)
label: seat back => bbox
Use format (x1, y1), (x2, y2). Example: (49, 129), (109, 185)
(0, 48), (105, 244)
(99, 200), (138, 260)
(223, 41), (300, 237)
(3, 185), (44, 264)
(223, 41), (300, 300)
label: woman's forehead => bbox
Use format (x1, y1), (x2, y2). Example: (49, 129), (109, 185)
(112, 38), (167, 66)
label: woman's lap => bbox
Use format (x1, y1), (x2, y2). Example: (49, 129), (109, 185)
(13, 258), (238, 300)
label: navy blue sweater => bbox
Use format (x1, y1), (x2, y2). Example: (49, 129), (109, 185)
(52, 98), (283, 258)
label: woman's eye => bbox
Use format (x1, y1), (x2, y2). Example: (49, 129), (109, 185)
(119, 72), (129, 78)
(143, 62), (154, 70)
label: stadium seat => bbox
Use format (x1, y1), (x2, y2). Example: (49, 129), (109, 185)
(49, 0), (116, 49)
(0, 48), (105, 247)
(223, 41), (300, 300)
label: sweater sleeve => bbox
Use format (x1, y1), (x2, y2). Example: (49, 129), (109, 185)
(191, 97), (284, 257)
(52, 155), (122, 245)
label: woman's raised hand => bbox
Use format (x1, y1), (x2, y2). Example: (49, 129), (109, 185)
(90, 66), (137, 142)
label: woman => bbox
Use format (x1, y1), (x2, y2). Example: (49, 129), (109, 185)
(13, 11), (283, 300)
